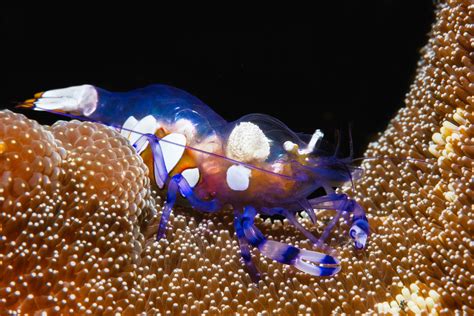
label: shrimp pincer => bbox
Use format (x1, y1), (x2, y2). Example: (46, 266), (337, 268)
(19, 84), (369, 281)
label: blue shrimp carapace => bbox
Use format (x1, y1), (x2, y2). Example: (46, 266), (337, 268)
(20, 84), (370, 281)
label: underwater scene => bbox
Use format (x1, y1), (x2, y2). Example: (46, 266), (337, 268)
(1, 1), (473, 315)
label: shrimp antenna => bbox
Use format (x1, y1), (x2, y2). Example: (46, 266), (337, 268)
(346, 163), (356, 192)
(342, 125), (356, 191)
(348, 123), (354, 159)
(333, 129), (341, 158)
(19, 105), (298, 181)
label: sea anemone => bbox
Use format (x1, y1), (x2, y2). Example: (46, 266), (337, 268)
(0, 113), (156, 314)
(1, 0), (472, 314)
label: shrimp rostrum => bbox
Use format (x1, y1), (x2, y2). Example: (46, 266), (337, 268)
(20, 84), (370, 281)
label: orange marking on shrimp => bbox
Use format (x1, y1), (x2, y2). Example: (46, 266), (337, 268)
(0, 140), (6, 154)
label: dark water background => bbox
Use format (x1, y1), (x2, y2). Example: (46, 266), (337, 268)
(1, 3), (434, 158)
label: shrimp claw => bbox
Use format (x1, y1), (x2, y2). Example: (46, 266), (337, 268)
(309, 193), (370, 249)
(235, 206), (340, 278)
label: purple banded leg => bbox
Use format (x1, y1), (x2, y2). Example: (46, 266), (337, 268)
(263, 207), (320, 246)
(136, 133), (219, 240)
(317, 210), (344, 248)
(176, 174), (219, 213)
(298, 199), (317, 224)
(309, 193), (352, 246)
(133, 134), (174, 240)
(156, 175), (179, 240)
(263, 206), (338, 256)
(308, 193), (349, 211)
(135, 134), (168, 189)
(234, 212), (260, 282)
(285, 211), (320, 244)
(242, 206), (340, 277)
(156, 174), (219, 240)
(309, 193), (370, 250)
(144, 134), (219, 212)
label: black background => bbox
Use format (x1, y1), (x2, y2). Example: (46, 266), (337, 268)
(1, 3), (434, 157)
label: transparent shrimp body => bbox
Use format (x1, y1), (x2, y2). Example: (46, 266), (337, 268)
(23, 84), (370, 281)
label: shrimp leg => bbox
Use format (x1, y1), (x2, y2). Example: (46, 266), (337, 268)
(262, 207), (320, 245)
(234, 212), (260, 282)
(156, 175), (179, 240)
(135, 134), (168, 188)
(308, 193), (370, 249)
(139, 134), (220, 240)
(156, 173), (220, 240)
(240, 206), (340, 277)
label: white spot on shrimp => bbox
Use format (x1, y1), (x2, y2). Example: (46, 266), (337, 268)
(174, 119), (197, 141)
(182, 168), (200, 187)
(226, 164), (251, 191)
(121, 116), (138, 139)
(160, 133), (187, 173)
(283, 141), (298, 152)
(128, 115), (158, 149)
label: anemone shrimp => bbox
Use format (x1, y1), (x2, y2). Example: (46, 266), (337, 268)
(19, 84), (370, 281)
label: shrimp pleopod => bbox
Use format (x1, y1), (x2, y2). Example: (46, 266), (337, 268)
(20, 84), (369, 281)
